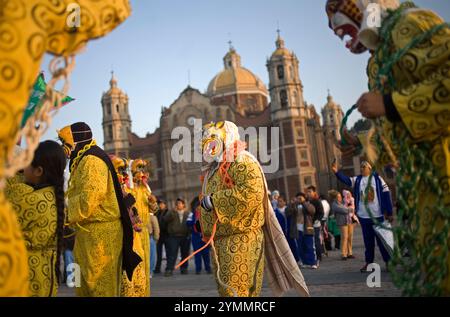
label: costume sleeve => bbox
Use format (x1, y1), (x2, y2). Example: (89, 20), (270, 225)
(211, 158), (264, 225)
(389, 10), (450, 140)
(67, 155), (109, 224)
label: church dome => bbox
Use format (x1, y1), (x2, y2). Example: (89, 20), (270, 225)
(103, 71), (127, 98)
(323, 92), (339, 110)
(271, 35), (292, 58)
(207, 47), (268, 97)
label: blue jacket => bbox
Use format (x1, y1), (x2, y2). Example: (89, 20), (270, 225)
(274, 207), (292, 238)
(335, 171), (393, 216)
(186, 209), (201, 237)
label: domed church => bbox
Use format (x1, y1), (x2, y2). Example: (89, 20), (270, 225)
(102, 34), (345, 206)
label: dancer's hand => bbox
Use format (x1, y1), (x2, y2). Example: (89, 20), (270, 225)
(357, 92), (386, 119)
(333, 128), (362, 157)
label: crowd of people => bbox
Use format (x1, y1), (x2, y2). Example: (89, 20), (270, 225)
(271, 159), (394, 273)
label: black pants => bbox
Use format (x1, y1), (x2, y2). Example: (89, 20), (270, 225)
(314, 227), (323, 261)
(166, 236), (191, 272)
(155, 235), (168, 272)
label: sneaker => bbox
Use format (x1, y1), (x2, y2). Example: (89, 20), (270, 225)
(347, 255), (355, 259)
(164, 271), (173, 277)
(311, 265), (318, 269)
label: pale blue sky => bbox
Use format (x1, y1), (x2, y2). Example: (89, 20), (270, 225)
(41, 0), (450, 145)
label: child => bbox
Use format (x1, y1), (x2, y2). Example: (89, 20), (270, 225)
(5, 140), (66, 296)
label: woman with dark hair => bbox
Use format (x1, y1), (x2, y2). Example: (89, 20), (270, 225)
(5, 140), (66, 296)
(186, 197), (211, 274)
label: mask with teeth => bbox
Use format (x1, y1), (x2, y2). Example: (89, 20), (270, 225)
(326, 0), (399, 53)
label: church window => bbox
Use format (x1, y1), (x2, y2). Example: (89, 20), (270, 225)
(300, 149), (308, 161)
(107, 104), (111, 115)
(277, 65), (284, 80)
(280, 90), (288, 108)
(108, 125), (113, 139)
(297, 126), (304, 138)
(304, 176), (312, 186)
(116, 104), (119, 113)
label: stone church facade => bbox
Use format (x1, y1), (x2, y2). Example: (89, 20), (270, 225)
(102, 35), (345, 207)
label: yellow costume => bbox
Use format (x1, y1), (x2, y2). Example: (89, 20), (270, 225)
(110, 156), (146, 297)
(129, 159), (157, 297)
(326, 0), (450, 295)
(368, 7), (450, 295)
(5, 183), (58, 297)
(67, 154), (124, 297)
(201, 154), (266, 296)
(0, 0), (130, 296)
(0, 196), (29, 296)
(199, 121), (309, 297)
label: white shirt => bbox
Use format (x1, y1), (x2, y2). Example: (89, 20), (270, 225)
(321, 199), (331, 220)
(358, 176), (382, 219)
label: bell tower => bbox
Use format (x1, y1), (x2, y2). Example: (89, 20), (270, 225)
(266, 31), (317, 197)
(101, 72), (132, 157)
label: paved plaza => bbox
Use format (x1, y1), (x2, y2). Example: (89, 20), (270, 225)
(58, 227), (402, 297)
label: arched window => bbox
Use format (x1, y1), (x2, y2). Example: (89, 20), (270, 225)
(280, 90), (288, 108)
(108, 125), (113, 139)
(116, 104), (119, 113)
(277, 65), (284, 80)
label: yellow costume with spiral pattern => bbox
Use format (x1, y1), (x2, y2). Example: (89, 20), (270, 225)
(0, 0), (130, 296)
(199, 121), (308, 297)
(67, 155), (123, 297)
(129, 186), (151, 296)
(129, 159), (155, 297)
(111, 157), (147, 298)
(5, 182), (58, 297)
(365, 9), (450, 294)
(201, 154), (265, 297)
(119, 191), (147, 297)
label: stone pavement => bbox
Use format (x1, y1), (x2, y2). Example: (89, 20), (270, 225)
(57, 226), (402, 297)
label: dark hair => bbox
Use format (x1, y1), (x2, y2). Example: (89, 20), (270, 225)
(176, 197), (186, 205)
(190, 196), (200, 211)
(31, 140), (67, 284)
(278, 194), (286, 202)
(296, 192), (306, 199)
(306, 185), (317, 192)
